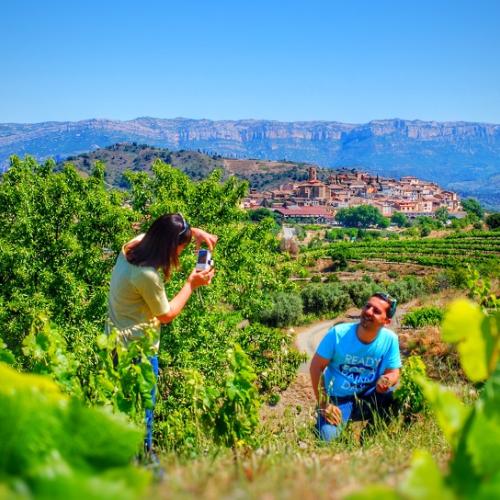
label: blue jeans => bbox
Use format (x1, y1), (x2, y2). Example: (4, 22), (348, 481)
(145, 355), (159, 452)
(316, 387), (395, 442)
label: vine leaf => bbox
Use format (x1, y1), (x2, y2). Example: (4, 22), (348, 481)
(399, 450), (455, 500)
(416, 375), (470, 448)
(466, 363), (500, 478)
(441, 299), (488, 381)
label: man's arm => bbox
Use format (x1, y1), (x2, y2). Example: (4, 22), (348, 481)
(310, 353), (342, 426)
(376, 368), (400, 393)
(309, 353), (330, 403)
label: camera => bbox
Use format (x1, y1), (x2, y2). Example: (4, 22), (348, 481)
(195, 249), (214, 271)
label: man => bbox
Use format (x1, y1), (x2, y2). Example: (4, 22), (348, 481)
(310, 293), (401, 441)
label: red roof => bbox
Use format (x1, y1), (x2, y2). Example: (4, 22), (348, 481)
(274, 207), (334, 217)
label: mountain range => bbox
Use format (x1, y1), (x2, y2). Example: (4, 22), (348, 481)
(1, 117), (499, 208)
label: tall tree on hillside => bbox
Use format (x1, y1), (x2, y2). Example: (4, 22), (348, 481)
(335, 205), (389, 228)
(462, 198), (484, 219)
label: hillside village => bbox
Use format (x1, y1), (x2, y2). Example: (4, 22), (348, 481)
(243, 166), (463, 224)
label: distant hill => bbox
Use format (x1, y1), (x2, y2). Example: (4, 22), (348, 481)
(1, 117), (499, 208)
(58, 143), (326, 191)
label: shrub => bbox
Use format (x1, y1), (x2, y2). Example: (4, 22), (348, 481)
(328, 248), (350, 271)
(341, 280), (378, 308)
(259, 292), (303, 327)
(237, 323), (306, 392)
(402, 306), (444, 328)
(485, 212), (500, 229)
(300, 284), (351, 315)
(394, 355), (427, 414)
(387, 276), (425, 303)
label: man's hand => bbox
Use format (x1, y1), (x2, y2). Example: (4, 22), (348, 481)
(376, 375), (391, 393)
(376, 369), (400, 393)
(191, 227), (218, 251)
(319, 403), (342, 426)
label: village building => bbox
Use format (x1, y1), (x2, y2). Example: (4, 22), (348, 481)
(241, 164), (463, 220)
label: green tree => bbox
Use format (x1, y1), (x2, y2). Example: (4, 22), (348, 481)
(0, 157), (303, 452)
(435, 207), (449, 224)
(485, 212), (500, 230)
(461, 198), (484, 219)
(248, 207), (279, 223)
(335, 205), (389, 228)
(391, 212), (410, 227)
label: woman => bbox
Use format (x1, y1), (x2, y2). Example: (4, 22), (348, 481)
(107, 213), (216, 453)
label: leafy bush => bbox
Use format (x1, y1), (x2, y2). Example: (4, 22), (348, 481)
(402, 307), (444, 328)
(300, 284), (351, 315)
(237, 323), (305, 392)
(0, 157), (303, 454)
(394, 355), (427, 414)
(386, 276), (426, 303)
(341, 279), (379, 308)
(259, 292), (303, 327)
(0, 363), (150, 498)
(485, 212), (500, 230)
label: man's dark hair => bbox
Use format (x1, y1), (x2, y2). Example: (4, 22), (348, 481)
(126, 213), (192, 278)
(372, 292), (397, 318)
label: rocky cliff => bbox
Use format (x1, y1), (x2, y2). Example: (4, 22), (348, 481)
(1, 117), (499, 207)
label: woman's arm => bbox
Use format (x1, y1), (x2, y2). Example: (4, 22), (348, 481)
(191, 227), (218, 251)
(156, 266), (215, 324)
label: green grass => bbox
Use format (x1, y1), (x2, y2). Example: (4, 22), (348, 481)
(154, 403), (454, 499)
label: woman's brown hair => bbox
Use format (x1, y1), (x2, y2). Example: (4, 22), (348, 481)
(125, 213), (192, 278)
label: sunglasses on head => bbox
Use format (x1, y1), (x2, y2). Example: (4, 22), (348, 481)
(177, 213), (190, 236)
(373, 292), (397, 318)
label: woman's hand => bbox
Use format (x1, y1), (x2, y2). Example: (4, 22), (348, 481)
(191, 228), (218, 251)
(187, 267), (215, 289)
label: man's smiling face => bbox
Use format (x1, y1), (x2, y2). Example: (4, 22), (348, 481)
(360, 296), (391, 329)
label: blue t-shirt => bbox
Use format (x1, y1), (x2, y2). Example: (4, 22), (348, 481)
(316, 322), (401, 398)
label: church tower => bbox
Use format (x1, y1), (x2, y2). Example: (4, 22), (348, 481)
(308, 166), (318, 182)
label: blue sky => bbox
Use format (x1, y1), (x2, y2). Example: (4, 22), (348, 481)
(2, 0), (499, 124)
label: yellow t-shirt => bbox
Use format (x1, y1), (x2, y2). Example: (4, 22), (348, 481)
(107, 238), (170, 349)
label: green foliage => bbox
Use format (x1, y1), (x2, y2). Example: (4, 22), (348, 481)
(0, 363), (149, 499)
(328, 248), (350, 270)
(461, 198), (484, 219)
(441, 299), (491, 381)
(0, 157), (133, 353)
(435, 207), (449, 223)
(342, 279), (379, 308)
(335, 205), (389, 228)
(248, 207), (279, 223)
(391, 211), (410, 227)
(394, 355), (427, 414)
(0, 339), (16, 366)
(300, 283), (351, 315)
(0, 157), (303, 455)
(259, 292), (303, 327)
(237, 323), (305, 393)
(211, 346), (261, 448)
(485, 212), (500, 230)
(402, 307), (444, 328)
(386, 276), (426, 304)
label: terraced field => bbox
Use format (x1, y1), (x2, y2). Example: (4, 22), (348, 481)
(305, 231), (500, 270)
